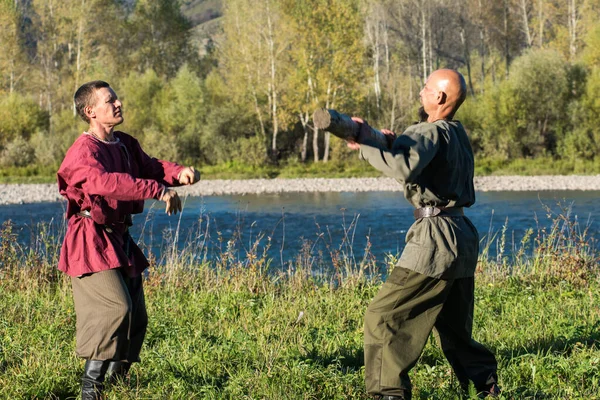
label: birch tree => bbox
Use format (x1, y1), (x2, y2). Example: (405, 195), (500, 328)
(0, 0), (27, 94)
(518, 0), (533, 47)
(567, 0), (581, 60)
(284, 0), (365, 162)
(220, 0), (293, 161)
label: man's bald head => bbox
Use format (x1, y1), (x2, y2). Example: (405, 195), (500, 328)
(420, 69), (467, 122)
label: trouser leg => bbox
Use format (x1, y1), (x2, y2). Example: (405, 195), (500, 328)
(71, 268), (148, 363)
(105, 272), (148, 384)
(433, 277), (498, 391)
(72, 269), (132, 361)
(121, 273), (148, 363)
(364, 267), (453, 398)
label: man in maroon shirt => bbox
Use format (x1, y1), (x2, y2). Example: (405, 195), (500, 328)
(57, 80), (200, 399)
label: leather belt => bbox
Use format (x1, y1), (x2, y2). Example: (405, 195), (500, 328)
(76, 210), (132, 232)
(413, 206), (464, 219)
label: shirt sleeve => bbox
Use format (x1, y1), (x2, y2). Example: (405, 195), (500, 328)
(131, 139), (185, 186)
(359, 123), (440, 183)
(66, 148), (165, 201)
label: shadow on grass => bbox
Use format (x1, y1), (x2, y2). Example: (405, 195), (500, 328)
(300, 346), (365, 372)
(43, 389), (79, 400)
(167, 363), (230, 392)
(498, 320), (600, 360)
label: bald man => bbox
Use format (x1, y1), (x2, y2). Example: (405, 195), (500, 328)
(348, 69), (499, 399)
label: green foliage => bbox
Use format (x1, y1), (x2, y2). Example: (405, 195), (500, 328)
(475, 155), (600, 176)
(30, 131), (63, 168)
(0, 0), (27, 94)
(120, 69), (165, 138)
(581, 16), (600, 67)
(2, 0), (600, 174)
(0, 136), (35, 167)
(0, 93), (49, 147)
(156, 64), (207, 163)
(127, 0), (197, 78)
(463, 49), (570, 159)
(231, 135), (268, 168)
(559, 67), (600, 162)
(140, 126), (180, 162)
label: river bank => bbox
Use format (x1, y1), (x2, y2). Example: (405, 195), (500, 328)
(2, 175), (600, 205)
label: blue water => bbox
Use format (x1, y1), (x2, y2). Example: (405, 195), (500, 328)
(2, 191), (599, 269)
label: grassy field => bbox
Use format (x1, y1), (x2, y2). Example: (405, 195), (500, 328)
(0, 209), (599, 399)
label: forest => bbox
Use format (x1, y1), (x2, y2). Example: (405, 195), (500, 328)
(1, 0), (600, 177)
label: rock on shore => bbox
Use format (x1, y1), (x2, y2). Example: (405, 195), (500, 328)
(1, 175), (600, 205)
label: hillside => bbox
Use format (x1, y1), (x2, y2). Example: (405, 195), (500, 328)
(181, 0), (223, 55)
(181, 0), (222, 26)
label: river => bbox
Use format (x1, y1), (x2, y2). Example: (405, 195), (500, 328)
(1, 190), (598, 269)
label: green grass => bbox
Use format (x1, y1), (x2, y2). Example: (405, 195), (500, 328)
(474, 156), (600, 176)
(0, 205), (599, 399)
(3, 155), (600, 184)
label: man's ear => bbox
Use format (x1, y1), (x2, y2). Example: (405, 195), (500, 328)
(84, 105), (95, 120)
(437, 91), (447, 105)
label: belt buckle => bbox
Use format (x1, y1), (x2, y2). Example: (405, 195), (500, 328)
(414, 206), (442, 219)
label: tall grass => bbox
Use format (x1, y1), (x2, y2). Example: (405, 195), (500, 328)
(0, 206), (599, 399)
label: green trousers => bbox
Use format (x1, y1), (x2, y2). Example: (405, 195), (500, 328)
(71, 268), (148, 362)
(364, 267), (497, 398)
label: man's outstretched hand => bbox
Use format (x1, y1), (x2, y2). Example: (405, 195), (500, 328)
(178, 166), (201, 185)
(160, 189), (182, 216)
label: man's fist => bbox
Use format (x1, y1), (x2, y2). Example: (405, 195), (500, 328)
(178, 166), (200, 185)
(160, 189), (182, 216)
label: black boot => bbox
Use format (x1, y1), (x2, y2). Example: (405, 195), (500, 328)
(81, 360), (109, 400)
(105, 361), (131, 385)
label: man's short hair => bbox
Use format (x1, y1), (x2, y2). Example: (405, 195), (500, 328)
(74, 80), (110, 123)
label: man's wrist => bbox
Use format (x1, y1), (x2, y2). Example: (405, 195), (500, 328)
(157, 185), (166, 200)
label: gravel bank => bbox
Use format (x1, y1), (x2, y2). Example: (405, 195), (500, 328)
(1, 175), (600, 205)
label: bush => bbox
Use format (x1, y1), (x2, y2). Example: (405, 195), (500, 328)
(0, 93), (49, 147)
(470, 49), (571, 159)
(232, 135), (268, 168)
(30, 131), (63, 168)
(0, 136), (35, 167)
(141, 125), (179, 161)
(50, 108), (86, 155)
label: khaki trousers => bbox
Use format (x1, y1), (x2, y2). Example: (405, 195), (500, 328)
(364, 267), (498, 398)
(71, 268), (148, 362)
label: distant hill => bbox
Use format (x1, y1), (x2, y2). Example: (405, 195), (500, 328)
(181, 0), (223, 55)
(181, 0), (222, 26)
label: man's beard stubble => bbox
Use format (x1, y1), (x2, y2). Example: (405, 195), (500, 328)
(417, 106), (429, 123)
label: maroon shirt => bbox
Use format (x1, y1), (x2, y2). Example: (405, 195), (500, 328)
(57, 131), (185, 277)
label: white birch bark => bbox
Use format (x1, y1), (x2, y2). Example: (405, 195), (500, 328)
(519, 0), (533, 47)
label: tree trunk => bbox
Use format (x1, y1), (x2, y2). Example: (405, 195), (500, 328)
(299, 112), (309, 162)
(458, 3), (475, 97)
(420, 0), (428, 82)
(323, 132), (330, 162)
(266, 0), (278, 162)
(503, 0), (510, 78)
(568, 0), (578, 60)
(538, 0), (544, 47)
(312, 125), (319, 162)
(233, 7), (267, 139)
(74, 0), (85, 116)
(477, 0), (486, 92)
(519, 0), (532, 47)
(366, 9), (382, 111)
